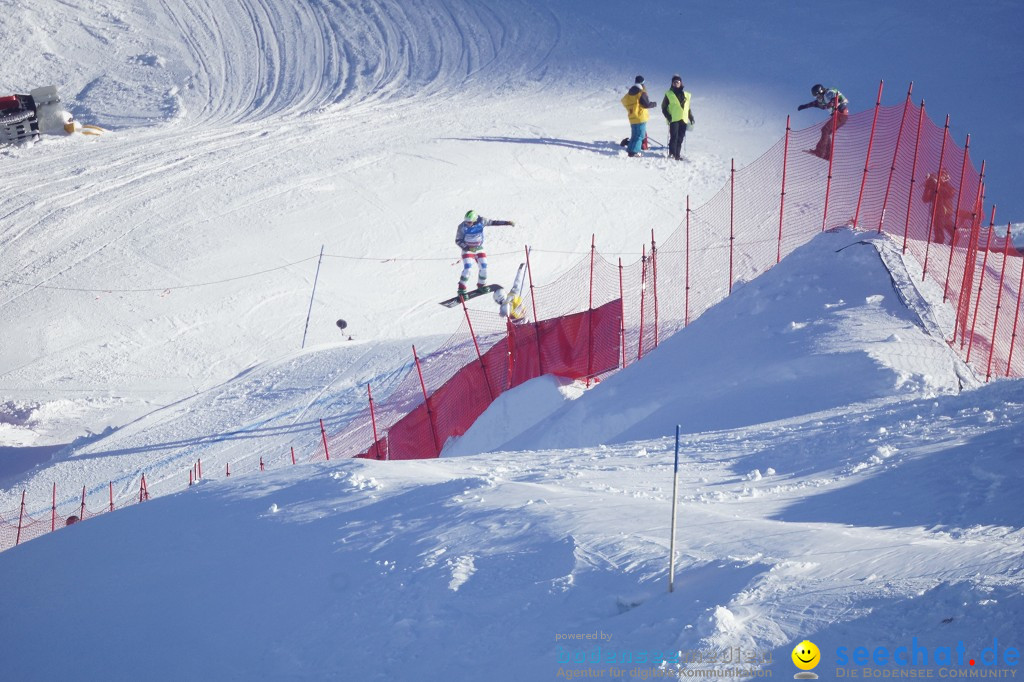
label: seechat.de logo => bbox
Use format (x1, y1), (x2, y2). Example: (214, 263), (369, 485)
(792, 640), (821, 679)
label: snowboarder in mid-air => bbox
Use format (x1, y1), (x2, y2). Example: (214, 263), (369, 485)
(797, 83), (849, 159)
(454, 210), (515, 299)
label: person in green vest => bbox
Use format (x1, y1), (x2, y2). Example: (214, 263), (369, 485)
(661, 75), (695, 161)
(620, 75), (657, 157)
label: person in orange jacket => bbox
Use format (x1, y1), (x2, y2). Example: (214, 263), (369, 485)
(923, 169), (957, 244)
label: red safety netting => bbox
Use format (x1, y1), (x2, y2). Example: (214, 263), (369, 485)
(6, 84), (1022, 553)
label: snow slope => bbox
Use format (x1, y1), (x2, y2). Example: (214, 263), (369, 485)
(2, 0), (1022, 445)
(1, 0), (1023, 680)
(3, 225), (1023, 680)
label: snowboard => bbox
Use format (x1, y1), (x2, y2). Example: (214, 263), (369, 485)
(439, 284), (501, 308)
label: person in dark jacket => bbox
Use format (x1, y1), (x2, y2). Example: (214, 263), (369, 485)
(797, 83), (849, 159)
(621, 75), (658, 157)
(661, 75), (695, 161)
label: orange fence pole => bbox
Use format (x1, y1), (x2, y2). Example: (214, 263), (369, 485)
(902, 101), (927, 253)
(778, 118), (790, 262)
(525, 245), (545, 375)
(1006, 253), (1024, 377)
(638, 244), (647, 361)
(319, 418), (330, 460)
(854, 80), (884, 228)
(879, 83), (914, 234)
(922, 114), (952, 279)
(413, 345), (441, 456)
(462, 298), (495, 400)
(966, 226), (994, 363)
(985, 224), (1014, 382)
(821, 103), (840, 232)
(651, 230), (659, 348)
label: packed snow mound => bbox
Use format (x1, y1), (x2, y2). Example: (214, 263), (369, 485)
(441, 374), (585, 457)
(501, 229), (971, 451)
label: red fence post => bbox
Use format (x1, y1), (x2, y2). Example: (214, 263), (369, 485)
(685, 195), (691, 325)
(320, 418), (330, 461)
(729, 158), (735, 292)
(189, 469), (194, 486)
(955, 179), (988, 348)
(902, 101), (927, 253)
(139, 473), (148, 501)
(638, 244), (647, 361)
(854, 80), (884, 229)
(109, 482), (114, 511)
(937, 135), (970, 296)
(651, 230), (659, 348)
(618, 258), (627, 368)
(16, 490), (25, 545)
(821, 103), (840, 232)
(922, 114), (952, 279)
(944, 159), (982, 303)
(587, 234), (595, 386)
(962, 204), (995, 348)
(778, 117), (790, 263)
(525, 245), (545, 375)
(290, 446), (296, 465)
(462, 298), (495, 400)
(198, 459), (202, 479)
(259, 457), (265, 472)
(879, 83), (914, 234)
(226, 462), (231, 477)
(1007, 253), (1024, 377)
(966, 226), (994, 362)
(985, 224), (1014, 382)
(51, 482), (56, 532)
(413, 345), (441, 456)
(80, 486), (86, 519)
(367, 384), (383, 460)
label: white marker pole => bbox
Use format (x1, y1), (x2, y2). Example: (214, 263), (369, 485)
(669, 424), (681, 593)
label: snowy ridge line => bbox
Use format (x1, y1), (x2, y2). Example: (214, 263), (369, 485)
(3, 87), (1023, 553)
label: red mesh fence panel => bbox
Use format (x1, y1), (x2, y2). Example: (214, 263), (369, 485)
(535, 299), (622, 380)
(384, 403), (436, 460)
(509, 320), (544, 388)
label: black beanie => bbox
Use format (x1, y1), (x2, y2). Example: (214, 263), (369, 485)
(635, 75), (644, 84)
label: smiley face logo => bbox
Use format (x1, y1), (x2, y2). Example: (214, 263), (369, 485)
(791, 640), (820, 671)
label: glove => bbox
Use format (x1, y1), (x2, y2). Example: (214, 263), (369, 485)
(689, 114), (695, 124)
(509, 220), (516, 227)
(797, 103), (810, 111)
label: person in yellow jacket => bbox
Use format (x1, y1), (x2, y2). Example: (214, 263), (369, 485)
(661, 75), (695, 161)
(621, 75), (657, 157)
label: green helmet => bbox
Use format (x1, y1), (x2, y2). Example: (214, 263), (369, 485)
(464, 210), (477, 222)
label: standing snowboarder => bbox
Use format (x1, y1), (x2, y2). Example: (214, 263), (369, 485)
(797, 83), (849, 159)
(621, 75), (658, 158)
(455, 210), (515, 298)
(661, 75), (695, 161)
